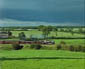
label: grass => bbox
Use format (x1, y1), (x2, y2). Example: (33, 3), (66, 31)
(1, 59), (85, 69)
(0, 39), (85, 51)
(11, 30), (85, 38)
(0, 50), (85, 69)
(0, 50), (85, 58)
(53, 39), (85, 46)
(0, 29), (85, 69)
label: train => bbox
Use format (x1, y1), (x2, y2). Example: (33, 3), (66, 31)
(0, 40), (55, 45)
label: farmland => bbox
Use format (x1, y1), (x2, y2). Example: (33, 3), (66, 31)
(0, 26), (85, 69)
(0, 50), (85, 69)
(0, 28), (85, 48)
(11, 29), (85, 38)
(0, 39), (85, 50)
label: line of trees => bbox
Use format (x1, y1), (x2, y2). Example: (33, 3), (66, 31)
(56, 41), (85, 52)
(38, 25), (85, 39)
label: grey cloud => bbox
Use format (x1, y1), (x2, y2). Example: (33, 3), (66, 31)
(0, 0), (84, 24)
(2, 0), (84, 11)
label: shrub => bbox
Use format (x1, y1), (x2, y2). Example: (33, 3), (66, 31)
(30, 44), (35, 49)
(35, 44), (42, 49)
(74, 46), (79, 52)
(57, 44), (62, 50)
(12, 44), (23, 50)
(77, 45), (82, 52)
(69, 45), (74, 51)
(30, 44), (42, 50)
(82, 46), (85, 52)
(60, 41), (66, 45)
(0, 45), (12, 50)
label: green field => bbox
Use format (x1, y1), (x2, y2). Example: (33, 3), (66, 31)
(0, 50), (85, 69)
(11, 30), (85, 38)
(0, 29), (85, 48)
(0, 39), (85, 51)
(0, 28), (85, 69)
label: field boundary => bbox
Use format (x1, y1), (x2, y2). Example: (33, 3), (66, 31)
(0, 57), (85, 61)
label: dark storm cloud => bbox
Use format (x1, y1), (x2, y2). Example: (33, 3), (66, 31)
(2, 0), (84, 11)
(0, 0), (84, 25)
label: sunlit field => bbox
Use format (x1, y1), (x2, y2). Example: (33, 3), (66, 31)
(0, 27), (85, 69)
(0, 50), (85, 69)
(11, 30), (85, 38)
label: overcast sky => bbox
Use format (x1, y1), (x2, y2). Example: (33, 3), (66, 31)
(0, 0), (84, 11)
(0, 0), (84, 26)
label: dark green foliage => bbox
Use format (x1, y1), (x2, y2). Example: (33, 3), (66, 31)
(38, 25), (45, 31)
(77, 45), (82, 52)
(30, 44), (42, 50)
(30, 44), (35, 49)
(38, 25), (53, 39)
(12, 44), (23, 50)
(82, 46), (85, 52)
(57, 44), (62, 50)
(35, 44), (42, 49)
(59, 28), (65, 32)
(69, 45), (74, 51)
(18, 32), (26, 40)
(8, 31), (12, 37)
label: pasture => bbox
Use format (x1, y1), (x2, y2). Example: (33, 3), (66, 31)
(11, 29), (85, 38)
(0, 27), (85, 69)
(0, 39), (85, 51)
(0, 50), (85, 69)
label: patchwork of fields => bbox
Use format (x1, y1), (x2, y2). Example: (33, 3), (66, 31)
(0, 28), (85, 69)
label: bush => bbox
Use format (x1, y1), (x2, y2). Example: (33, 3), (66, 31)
(74, 46), (79, 52)
(35, 44), (42, 49)
(82, 46), (85, 52)
(12, 44), (23, 50)
(0, 45), (12, 50)
(69, 45), (74, 51)
(30, 44), (42, 50)
(77, 45), (82, 52)
(30, 44), (35, 49)
(60, 41), (66, 45)
(57, 44), (62, 50)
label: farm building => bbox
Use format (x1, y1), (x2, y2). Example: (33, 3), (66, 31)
(0, 32), (9, 38)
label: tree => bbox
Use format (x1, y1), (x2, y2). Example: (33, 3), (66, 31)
(12, 44), (23, 50)
(60, 28), (64, 32)
(8, 31), (12, 37)
(42, 26), (51, 39)
(38, 26), (52, 39)
(79, 28), (84, 34)
(82, 46), (85, 52)
(77, 45), (82, 52)
(19, 32), (26, 40)
(57, 44), (62, 50)
(69, 45), (74, 51)
(53, 27), (58, 36)
(38, 25), (45, 31)
(47, 25), (53, 31)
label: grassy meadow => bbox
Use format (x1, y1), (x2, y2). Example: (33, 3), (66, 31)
(11, 29), (85, 38)
(0, 50), (85, 69)
(0, 27), (85, 69)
